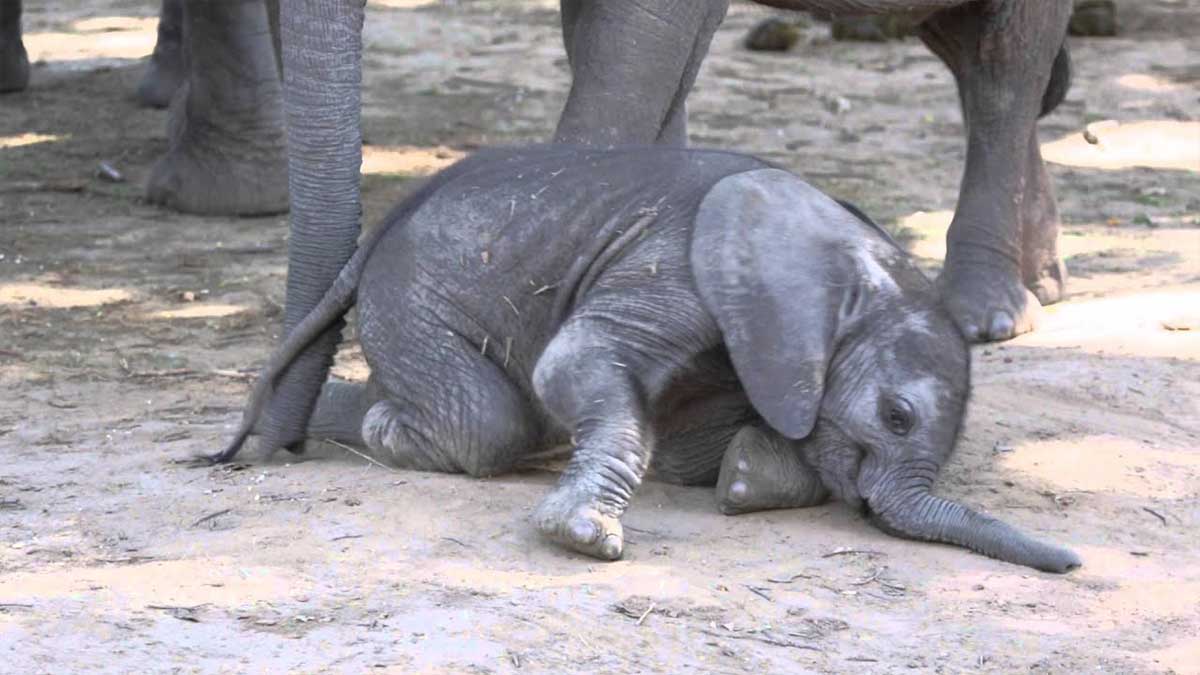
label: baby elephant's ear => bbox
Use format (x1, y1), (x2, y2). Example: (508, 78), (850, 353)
(691, 169), (868, 440)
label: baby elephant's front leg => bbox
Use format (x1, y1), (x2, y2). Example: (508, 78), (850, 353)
(716, 426), (829, 515)
(532, 321), (653, 560)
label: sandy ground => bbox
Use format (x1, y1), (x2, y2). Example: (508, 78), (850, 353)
(2, 1), (1198, 672)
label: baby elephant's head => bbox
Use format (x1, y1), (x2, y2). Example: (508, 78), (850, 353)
(691, 169), (1080, 573)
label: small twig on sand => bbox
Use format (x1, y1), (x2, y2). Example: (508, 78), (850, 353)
(0, 180), (86, 194)
(331, 534), (364, 542)
(636, 602), (656, 626)
(847, 657), (879, 663)
(767, 572), (816, 584)
(325, 439), (398, 472)
(127, 368), (200, 380)
(744, 585), (773, 602)
(190, 508), (232, 528)
(700, 628), (823, 652)
(147, 603), (209, 612)
(0, 603), (33, 609)
(850, 568), (882, 586)
(441, 537), (470, 548)
(822, 548), (882, 559)
(1142, 507), (1168, 527)
(148, 604), (207, 623)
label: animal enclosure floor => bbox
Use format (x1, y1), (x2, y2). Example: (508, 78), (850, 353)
(2, 1), (1198, 672)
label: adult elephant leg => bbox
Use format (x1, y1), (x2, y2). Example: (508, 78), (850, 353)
(135, 0), (184, 108)
(0, 0), (29, 93)
(145, 0), (288, 216)
(917, 0), (1072, 342)
(252, 0), (365, 454)
(555, 0), (729, 146)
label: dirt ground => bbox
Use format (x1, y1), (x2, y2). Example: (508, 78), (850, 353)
(2, 1), (1198, 672)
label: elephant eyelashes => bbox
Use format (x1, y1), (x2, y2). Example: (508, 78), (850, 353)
(883, 398), (915, 436)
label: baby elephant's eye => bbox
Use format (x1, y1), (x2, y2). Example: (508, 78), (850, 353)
(883, 397), (914, 436)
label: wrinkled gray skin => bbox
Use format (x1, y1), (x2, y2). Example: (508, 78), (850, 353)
(213, 146), (1082, 574)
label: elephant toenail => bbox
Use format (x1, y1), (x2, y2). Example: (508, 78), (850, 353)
(989, 312), (1015, 338)
(728, 480), (749, 503)
(568, 517), (598, 544)
(600, 534), (623, 560)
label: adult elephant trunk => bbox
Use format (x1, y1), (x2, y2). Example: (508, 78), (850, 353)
(256, 0), (365, 452)
(867, 483), (1082, 574)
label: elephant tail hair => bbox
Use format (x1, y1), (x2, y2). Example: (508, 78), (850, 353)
(203, 225), (389, 466)
(1039, 41), (1071, 118)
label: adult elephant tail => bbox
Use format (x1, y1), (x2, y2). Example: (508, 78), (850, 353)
(1040, 41), (1071, 118)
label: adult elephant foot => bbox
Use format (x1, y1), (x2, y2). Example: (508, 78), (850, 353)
(145, 82), (288, 216)
(918, 1), (1072, 343)
(0, 0), (29, 93)
(145, 0), (287, 216)
(135, 0), (184, 108)
(715, 426), (828, 515)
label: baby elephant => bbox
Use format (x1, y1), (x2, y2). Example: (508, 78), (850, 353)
(214, 145), (1080, 573)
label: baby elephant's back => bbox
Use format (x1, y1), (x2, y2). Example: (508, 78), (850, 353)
(359, 146), (769, 347)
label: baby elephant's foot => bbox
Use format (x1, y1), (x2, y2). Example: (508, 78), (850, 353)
(716, 426), (828, 515)
(533, 485), (624, 561)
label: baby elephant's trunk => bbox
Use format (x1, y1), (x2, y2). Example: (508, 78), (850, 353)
(867, 486), (1082, 574)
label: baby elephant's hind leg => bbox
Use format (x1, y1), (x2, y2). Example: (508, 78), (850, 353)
(360, 338), (540, 478)
(716, 426), (829, 515)
(307, 380), (377, 447)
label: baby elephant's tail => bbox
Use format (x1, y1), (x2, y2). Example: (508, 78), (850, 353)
(201, 228), (384, 465)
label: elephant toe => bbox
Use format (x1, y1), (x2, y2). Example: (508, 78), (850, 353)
(939, 265), (1043, 343)
(987, 311), (1016, 341)
(534, 487), (625, 561)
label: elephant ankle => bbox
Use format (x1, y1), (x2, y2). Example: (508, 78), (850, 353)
(0, 36), (29, 93)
